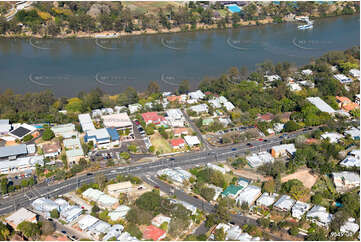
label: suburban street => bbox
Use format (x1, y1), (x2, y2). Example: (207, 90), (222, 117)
(0, 127), (317, 237)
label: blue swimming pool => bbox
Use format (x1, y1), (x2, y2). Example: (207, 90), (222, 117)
(227, 4), (242, 13)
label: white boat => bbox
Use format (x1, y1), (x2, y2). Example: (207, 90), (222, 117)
(298, 24), (313, 30)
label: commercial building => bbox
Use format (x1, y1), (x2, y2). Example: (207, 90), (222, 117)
(78, 114), (95, 132)
(102, 113), (133, 141)
(332, 172), (360, 193)
(0, 155), (43, 174)
(84, 128), (120, 149)
(157, 168), (192, 184)
(63, 138), (84, 163)
(292, 201), (311, 220)
(6, 208), (37, 229)
(106, 181), (133, 197)
(273, 195), (296, 212)
(256, 192), (278, 207)
(306, 205), (333, 227)
(0, 144), (28, 160)
(235, 185), (261, 206)
(0, 119), (11, 134)
(184, 135), (200, 147)
(271, 144), (296, 158)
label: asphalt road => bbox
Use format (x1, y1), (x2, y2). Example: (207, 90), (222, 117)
(0, 127), (316, 220)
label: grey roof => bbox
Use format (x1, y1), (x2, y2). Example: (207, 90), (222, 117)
(0, 144), (27, 158)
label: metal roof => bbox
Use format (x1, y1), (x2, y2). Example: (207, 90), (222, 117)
(0, 144), (28, 158)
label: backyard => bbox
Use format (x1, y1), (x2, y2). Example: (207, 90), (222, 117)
(150, 131), (173, 154)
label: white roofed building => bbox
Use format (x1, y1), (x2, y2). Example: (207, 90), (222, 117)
(307, 97), (336, 114)
(321, 132), (344, 143)
(271, 144), (296, 158)
(190, 104), (208, 114)
(292, 201), (311, 220)
(273, 195), (295, 212)
(246, 151), (274, 168)
(184, 135), (200, 147)
(188, 90), (205, 100)
(332, 172), (360, 193)
(78, 114), (95, 132)
(235, 185), (262, 206)
(306, 205), (333, 227)
(340, 218), (359, 235)
(256, 193), (278, 207)
(128, 104), (142, 114)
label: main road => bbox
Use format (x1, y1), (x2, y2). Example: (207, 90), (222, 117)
(0, 128), (315, 217)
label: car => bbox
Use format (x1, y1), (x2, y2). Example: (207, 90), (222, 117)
(137, 187), (143, 190)
(308, 127), (312, 130)
(86, 173), (93, 176)
(14, 176), (18, 179)
(154, 185), (160, 189)
(111, 170), (117, 173)
(135, 120), (140, 125)
(61, 230), (67, 234)
(258, 138), (264, 141)
(47, 218), (53, 222)
(231, 148), (237, 151)
(169, 158), (175, 161)
(263, 139), (268, 142)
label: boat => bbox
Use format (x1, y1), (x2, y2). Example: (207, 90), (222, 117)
(297, 24), (313, 30)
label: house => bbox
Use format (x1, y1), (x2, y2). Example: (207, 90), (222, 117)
(306, 205), (333, 227)
(166, 109), (186, 127)
(82, 188), (118, 209)
(207, 184), (223, 201)
(344, 127), (360, 140)
(103, 224), (124, 241)
(221, 185), (244, 199)
(332, 172), (360, 193)
(171, 200), (197, 215)
(273, 123), (284, 133)
(108, 205), (131, 221)
(128, 104), (142, 114)
(101, 108), (114, 115)
(190, 104), (209, 114)
(78, 215), (99, 231)
(209, 98), (222, 108)
(78, 114), (95, 132)
(334, 74), (353, 84)
(106, 181), (133, 197)
(51, 123), (77, 139)
(188, 90), (205, 100)
(88, 220), (112, 240)
(167, 95), (182, 103)
(143, 225), (166, 241)
(117, 232), (138, 241)
(184, 135), (200, 147)
(151, 214), (171, 227)
(141, 112), (165, 125)
(321, 132), (344, 143)
(202, 118), (214, 126)
(256, 193), (278, 207)
(10, 123), (37, 140)
(63, 138), (84, 163)
(256, 113), (274, 122)
(235, 185), (261, 206)
(288, 82), (302, 91)
(349, 69), (360, 79)
(102, 113), (133, 141)
(157, 168), (192, 184)
(114, 106), (127, 114)
(0, 119), (11, 134)
(306, 97), (336, 114)
(207, 163), (229, 174)
(246, 151), (274, 168)
(224, 101), (235, 111)
(340, 150), (360, 167)
(219, 118), (232, 127)
(42, 143), (61, 158)
(273, 195), (295, 212)
(340, 218), (360, 235)
(292, 201), (311, 220)
(336, 96), (359, 112)
(60, 206), (83, 223)
(6, 208), (37, 229)
(173, 128), (188, 137)
(91, 109), (102, 118)
(264, 75), (281, 82)
(301, 69), (313, 75)
(32, 197), (59, 213)
(271, 144), (296, 158)
(170, 138), (185, 149)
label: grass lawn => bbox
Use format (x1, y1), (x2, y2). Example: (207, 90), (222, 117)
(123, 1), (183, 15)
(150, 131), (173, 154)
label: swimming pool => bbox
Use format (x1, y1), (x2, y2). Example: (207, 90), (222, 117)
(226, 4), (242, 13)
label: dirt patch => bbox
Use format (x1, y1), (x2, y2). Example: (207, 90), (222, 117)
(281, 168), (318, 189)
(232, 168), (271, 182)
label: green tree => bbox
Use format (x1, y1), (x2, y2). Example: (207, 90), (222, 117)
(50, 209), (59, 219)
(41, 220), (55, 235)
(178, 80), (190, 94)
(65, 97), (83, 113)
(214, 228), (226, 241)
(125, 223), (142, 239)
(17, 221), (41, 240)
(42, 128), (55, 141)
(200, 187), (215, 202)
(284, 120), (300, 132)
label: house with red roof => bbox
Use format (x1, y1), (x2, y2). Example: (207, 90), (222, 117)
(143, 225), (166, 241)
(141, 112), (166, 125)
(173, 128), (189, 137)
(170, 138), (185, 149)
(336, 96), (359, 112)
(167, 95), (182, 103)
(256, 113), (275, 122)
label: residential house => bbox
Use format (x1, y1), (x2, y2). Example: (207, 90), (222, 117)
(63, 138), (84, 163)
(143, 225), (166, 241)
(344, 127), (360, 140)
(321, 132), (344, 143)
(235, 185), (261, 206)
(256, 113), (274, 122)
(60, 206), (83, 223)
(42, 142), (61, 158)
(157, 168), (192, 184)
(77, 215), (99, 231)
(32, 198), (59, 213)
(151, 214), (171, 227)
(103, 224), (124, 241)
(166, 109), (186, 127)
(173, 128), (188, 137)
(271, 144), (296, 158)
(349, 69), (360, 80)
(256, 192), (278, 207)
(128, 104), (142, 114)
(0, 119), (11, 134)
(306, 205), (333, 227)
(184, 135), (200, 147)
(246, 151), (274, 168)
(108, 205), (131, 222)
(6, 208), (37, 229)
(301, 69), (313, 76)
(264, 75), (281, 83)
(188, 90), (205, 100)
(207, 184), (223, 201)
(340, 150), (360, 167)
(170, 138), (185, 149)
(221, 185), (244, 199)
(340, 218), (360, 235)
(292, 201), (311, 220)
(141, 112), (166, 125)
(336, 96), (359, 112)
(332, 172), (360, 193)
(334, 74), (353, 84)
(207, 163), (229, 174)
(273, 195), (295, 212)
(190, 104), (209, 114)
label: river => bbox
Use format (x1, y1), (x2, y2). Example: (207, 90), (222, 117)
(0, 15), (359, 97)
